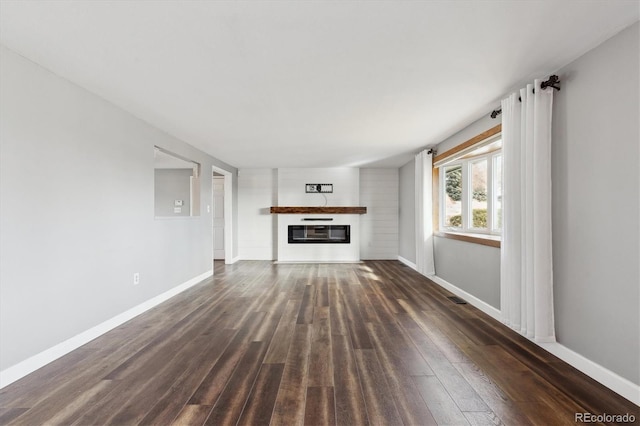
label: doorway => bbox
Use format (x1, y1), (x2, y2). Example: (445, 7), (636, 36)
(212, 166), (233, 264)
(213, 174), (225, 260)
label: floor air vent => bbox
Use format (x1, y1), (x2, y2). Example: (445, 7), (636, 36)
(448, 296), (467, 305)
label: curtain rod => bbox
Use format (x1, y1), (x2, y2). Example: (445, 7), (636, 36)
(490, 75), (560, 119)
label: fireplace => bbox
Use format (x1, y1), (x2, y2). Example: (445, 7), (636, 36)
(276, 213), (359, 262)
(288, 225), (350, 244)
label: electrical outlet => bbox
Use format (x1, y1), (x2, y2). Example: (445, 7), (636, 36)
(133, 272), (140, 285)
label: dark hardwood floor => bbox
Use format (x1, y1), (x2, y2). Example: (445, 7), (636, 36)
(0, 261), (637, 425)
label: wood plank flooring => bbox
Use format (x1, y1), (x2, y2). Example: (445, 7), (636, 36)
(0, 261), (637, 425)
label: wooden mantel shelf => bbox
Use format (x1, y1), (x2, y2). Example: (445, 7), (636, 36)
(270, 206), (367, 214)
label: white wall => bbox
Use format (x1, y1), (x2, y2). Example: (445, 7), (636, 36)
(238, 169), (277, 260)
(551, 22), (639, 385)
(0, 46), (237, 374)
(154, 168), (193, 217)
(436, 114), (497, 154)
(359, 169), (398, 260)
(433, 237), (500, 309)
(277, 168), (359, 206)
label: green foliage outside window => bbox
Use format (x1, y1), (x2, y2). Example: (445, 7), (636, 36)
(448, 214), (462, 227)
(445, 166), (462, 201)
(446, 165), (487, 202)
(473, 188), (487, 202)
(448, 209), (487, 228)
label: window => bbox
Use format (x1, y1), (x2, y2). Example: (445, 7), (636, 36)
(439, 138), (502, 235)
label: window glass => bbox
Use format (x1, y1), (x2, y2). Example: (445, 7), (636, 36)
(444, 165), (463, 228)
(470, 159), (488, 229)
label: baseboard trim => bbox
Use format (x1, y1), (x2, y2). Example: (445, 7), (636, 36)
(273, 261), (363, 264)
(397, 256), (417, 271)
(0, 270), (213, 389)
(226, 256), (242, 264)
(424, 274), (639, 405)
(428, 274), (502, 321)
(538, 342), (640, 406)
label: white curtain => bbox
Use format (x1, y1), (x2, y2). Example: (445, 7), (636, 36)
(415, 150), (435, 276)
(500, 80), (555, 342)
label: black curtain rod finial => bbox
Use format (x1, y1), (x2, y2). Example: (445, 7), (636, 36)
(541, 74), (561, 91)
(490, 75), (560, 119)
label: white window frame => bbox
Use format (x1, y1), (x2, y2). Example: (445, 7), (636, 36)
(439, 149), (502, 236)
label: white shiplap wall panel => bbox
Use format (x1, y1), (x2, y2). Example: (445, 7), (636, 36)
(359, 169), (399, 260)
(277, 168), (359, 206)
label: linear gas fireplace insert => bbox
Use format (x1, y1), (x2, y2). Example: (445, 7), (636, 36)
(288, 225), (350, 244)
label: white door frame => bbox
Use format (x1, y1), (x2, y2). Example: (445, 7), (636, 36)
(212, 166), (234, 264)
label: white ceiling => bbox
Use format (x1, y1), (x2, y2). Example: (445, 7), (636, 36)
(1, 1), (638, 168)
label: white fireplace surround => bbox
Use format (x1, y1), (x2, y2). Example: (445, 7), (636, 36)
(277, 214), (360, 262)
